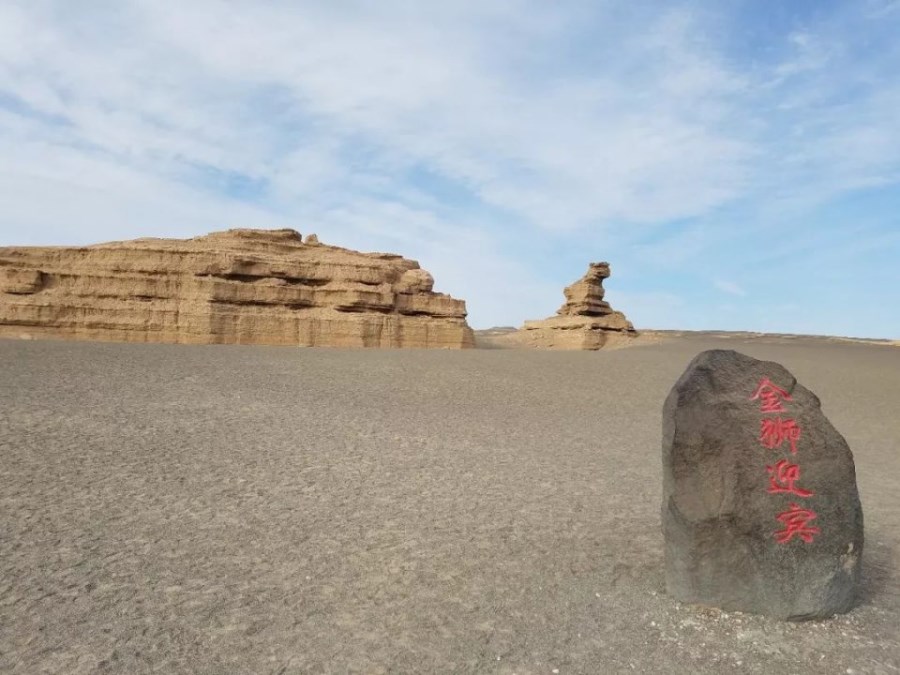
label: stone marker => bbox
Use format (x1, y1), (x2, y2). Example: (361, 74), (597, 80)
(662, 349), (864, 620)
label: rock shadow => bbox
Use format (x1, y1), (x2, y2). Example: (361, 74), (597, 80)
(858, 532), (896, 607)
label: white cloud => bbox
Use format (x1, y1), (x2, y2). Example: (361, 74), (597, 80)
(865, 0), (900, 17)
(0, 1), (756, 232)
(714, 280), (747, 297)
(0, 1), (898, 334)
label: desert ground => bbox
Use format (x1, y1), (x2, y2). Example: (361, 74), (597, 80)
(1, 334), (898, 674)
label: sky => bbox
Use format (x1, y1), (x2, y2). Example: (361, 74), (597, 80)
(1, 1), (899, 338)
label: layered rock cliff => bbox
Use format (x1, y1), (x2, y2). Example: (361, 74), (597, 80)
(519, 262), (636, 349)
(0, 228), (475, 348)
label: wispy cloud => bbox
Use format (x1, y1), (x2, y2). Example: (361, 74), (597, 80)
(714, 280), (747, 297)
(0, 1), (898, 335)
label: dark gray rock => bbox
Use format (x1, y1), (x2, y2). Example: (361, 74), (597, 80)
(662, 349), (864, 620)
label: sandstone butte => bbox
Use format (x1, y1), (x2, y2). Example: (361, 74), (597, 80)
(0, 228), (475, 349)
(518, 262), (637, 349)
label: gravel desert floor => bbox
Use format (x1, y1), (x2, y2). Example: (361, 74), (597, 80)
(1, 336), (898, 674)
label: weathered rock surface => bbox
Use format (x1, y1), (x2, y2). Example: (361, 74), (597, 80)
(519, 262), (636, 349)
(0, 228), (475, 348)
(662, 349), (864, 620)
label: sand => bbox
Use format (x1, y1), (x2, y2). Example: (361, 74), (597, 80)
(1, 336), (898, 674)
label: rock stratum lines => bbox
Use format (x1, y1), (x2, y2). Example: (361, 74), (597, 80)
(0, 228), (474, 349)
(520, 262), (637, 350)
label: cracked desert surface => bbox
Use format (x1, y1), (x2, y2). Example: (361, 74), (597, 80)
(2, 335), (898, 674)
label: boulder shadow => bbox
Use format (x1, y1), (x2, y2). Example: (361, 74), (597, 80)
(858, 532), (897, 607)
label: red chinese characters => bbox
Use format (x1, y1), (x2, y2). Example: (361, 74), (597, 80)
(759, 417), (801, 454)
(766, 459), (814, 497)
(751, 376), (818, 544)
(774, 503), (821, 544)
(751, 377), (792, 413)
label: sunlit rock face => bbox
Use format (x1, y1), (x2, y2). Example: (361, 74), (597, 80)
(520, 262), (636, 350)
(0, 228), (475, 349)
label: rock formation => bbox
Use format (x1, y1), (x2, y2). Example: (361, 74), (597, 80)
(0, 228), (475, 348)
(519, 262), (636, 349)
(662, 350), (864, 620)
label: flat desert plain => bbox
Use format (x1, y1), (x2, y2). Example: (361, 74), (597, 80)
(1, 335), (898, 674)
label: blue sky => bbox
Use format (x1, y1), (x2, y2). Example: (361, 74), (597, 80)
(1, 1), (899, 337)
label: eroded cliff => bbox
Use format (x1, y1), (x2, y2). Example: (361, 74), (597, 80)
(518, 262), (636, 349)
(0, 228), (474, 348)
